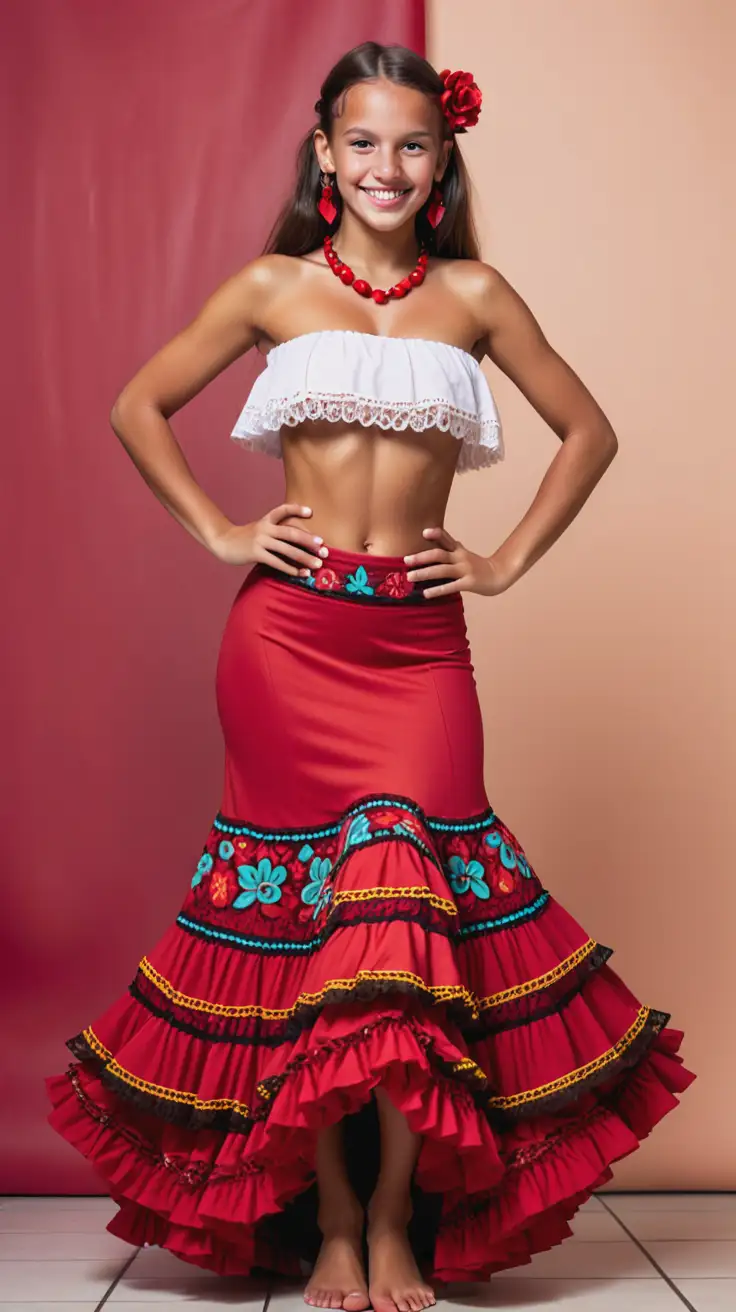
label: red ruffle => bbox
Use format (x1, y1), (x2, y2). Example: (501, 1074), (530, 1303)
(46, 809), (696, 1280)
(47, 993), (694, 1279)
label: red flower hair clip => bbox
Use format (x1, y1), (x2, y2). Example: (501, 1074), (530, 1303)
(438, 68), (482, 132)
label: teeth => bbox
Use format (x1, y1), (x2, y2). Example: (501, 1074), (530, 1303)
(364, 189), (409, 200)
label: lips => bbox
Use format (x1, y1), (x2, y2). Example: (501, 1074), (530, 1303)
(360, 186), (412, 209)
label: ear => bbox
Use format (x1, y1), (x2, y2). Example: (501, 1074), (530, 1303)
(312, 129), (336, 175)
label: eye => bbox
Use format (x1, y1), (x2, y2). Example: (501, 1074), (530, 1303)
(349, 139), (426, 152)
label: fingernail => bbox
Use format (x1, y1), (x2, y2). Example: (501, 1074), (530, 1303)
(314, 536), (323, 544)
(311, 558), (322, 568)
(318, 546), (329, 557)
(404, 554), (414, 563)
(302, 506), (312, 514)
(406, 571), (416, 581)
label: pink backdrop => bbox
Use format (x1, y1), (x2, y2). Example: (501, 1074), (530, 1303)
(1, 0), (425, 1193)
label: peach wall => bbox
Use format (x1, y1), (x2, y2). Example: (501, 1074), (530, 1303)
(427, 0), (735, 1186)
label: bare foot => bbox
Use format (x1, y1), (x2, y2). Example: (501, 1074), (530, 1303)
(366, 1198), (436, 1312)
(304, 1212), (369, 1311)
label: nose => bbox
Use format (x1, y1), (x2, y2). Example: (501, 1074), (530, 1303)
(369, 151), (408, 185)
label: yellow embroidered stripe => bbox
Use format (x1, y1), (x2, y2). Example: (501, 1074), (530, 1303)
(137, 939), (601, 1021)
(81, 1028), (252, 1115)
(138, 958), (476, 1017)
(332, 886), (457, 915)
(478, 938), (600, 1011)
(486, 1005), (653, 1109)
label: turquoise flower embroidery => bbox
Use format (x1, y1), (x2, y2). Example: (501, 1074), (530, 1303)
(298, 843), (314, 862)
(233, 857), (287, 909)
(218, 840), (234, 860)
(301, 856), (333, 918)
(191, 852), (213, 888)
(345, 813), (371, 848)
(485, 830), (528, 874)
(447, 855), (490, 899)
(345, 565), (374, 596)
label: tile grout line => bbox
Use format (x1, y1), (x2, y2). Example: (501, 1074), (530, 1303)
(596, 1197), (699, 1311)
(92, 1248), (140, 1311)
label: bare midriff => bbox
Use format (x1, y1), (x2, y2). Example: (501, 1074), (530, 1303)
(279, 420), (461, 557)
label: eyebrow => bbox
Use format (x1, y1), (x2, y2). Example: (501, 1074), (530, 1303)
(343, 127), (434, 139)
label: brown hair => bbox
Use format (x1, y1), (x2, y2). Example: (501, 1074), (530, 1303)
(262, 42), (481, 261)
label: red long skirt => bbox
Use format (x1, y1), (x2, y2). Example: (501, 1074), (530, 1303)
(46, 545), (696, 1280)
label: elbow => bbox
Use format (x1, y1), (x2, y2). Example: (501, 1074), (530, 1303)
(110, 387), (132, 436)
(109, 390), (157, 437)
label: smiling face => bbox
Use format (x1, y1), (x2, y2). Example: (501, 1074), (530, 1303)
(313, 78), (452, 234)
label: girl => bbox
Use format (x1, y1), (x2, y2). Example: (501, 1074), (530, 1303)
(47, 41), (695, 1312)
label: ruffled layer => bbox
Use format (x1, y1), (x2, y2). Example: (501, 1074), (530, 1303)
(48, 998), (693, 1278)
(46, 793), (696, 1278)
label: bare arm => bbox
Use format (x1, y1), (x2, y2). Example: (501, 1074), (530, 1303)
(109, 257), (324, 574)
(110, 259), (266, 551)
(405, 264), (618, 598)
(481, 265), (618, 586)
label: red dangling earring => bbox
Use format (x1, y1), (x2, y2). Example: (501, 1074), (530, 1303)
(317, 171), (337, 224)
(427, 182), (446, 229)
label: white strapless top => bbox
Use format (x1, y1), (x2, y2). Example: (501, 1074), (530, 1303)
(230, 329), (504, 474)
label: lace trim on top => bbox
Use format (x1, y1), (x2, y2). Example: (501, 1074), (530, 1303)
(231, 392), (504, 473)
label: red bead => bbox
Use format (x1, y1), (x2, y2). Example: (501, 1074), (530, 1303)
(322, 237), (428, 304)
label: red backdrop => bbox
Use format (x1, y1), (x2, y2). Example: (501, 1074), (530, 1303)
(1, 0), (425, 1193)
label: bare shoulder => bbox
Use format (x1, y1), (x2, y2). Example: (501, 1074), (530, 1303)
(223, 251), (302, 307)
(441, 258), (519, 320)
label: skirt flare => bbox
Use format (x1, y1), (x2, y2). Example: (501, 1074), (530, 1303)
(46, 545), (696, 1281)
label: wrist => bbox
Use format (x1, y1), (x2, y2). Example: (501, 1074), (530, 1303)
(204, 517), (238, 559)
(486, 550), (524, 592)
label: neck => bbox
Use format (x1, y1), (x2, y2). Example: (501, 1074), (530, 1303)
(327, 215), (421, 282)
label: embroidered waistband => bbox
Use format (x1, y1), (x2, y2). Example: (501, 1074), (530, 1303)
(257, 550), (446, 603)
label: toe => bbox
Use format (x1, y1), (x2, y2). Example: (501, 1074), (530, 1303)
(343, 1293), (370, 1312)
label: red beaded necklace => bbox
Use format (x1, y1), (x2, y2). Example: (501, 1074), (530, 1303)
(323, 235), (428, 305)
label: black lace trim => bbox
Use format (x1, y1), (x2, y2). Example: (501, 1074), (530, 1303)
(67, 1012), (486, 1136)
(467, 943), (614, 1039)
(128, 942), (614, 1050)
(487, 1007), (672, 1128)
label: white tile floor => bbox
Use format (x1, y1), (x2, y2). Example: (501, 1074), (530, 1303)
(0, 1193), (734, 1310)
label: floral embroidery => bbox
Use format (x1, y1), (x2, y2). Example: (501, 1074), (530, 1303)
(345, 565), (374, 596)
(314, 567), (343, 591)
(485, 830), (532, 877)
(181, 794), (547, 952)
(233, 857), (288, 908)
(447, 855), (490, 899)
(266, 558), (427, 604)
(345, 813), (372, 848)
(300, 856), (333, 918)
(376, 569), (412, 598)
(210, 870), (231, 907)
(191, 853), (213, 889)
